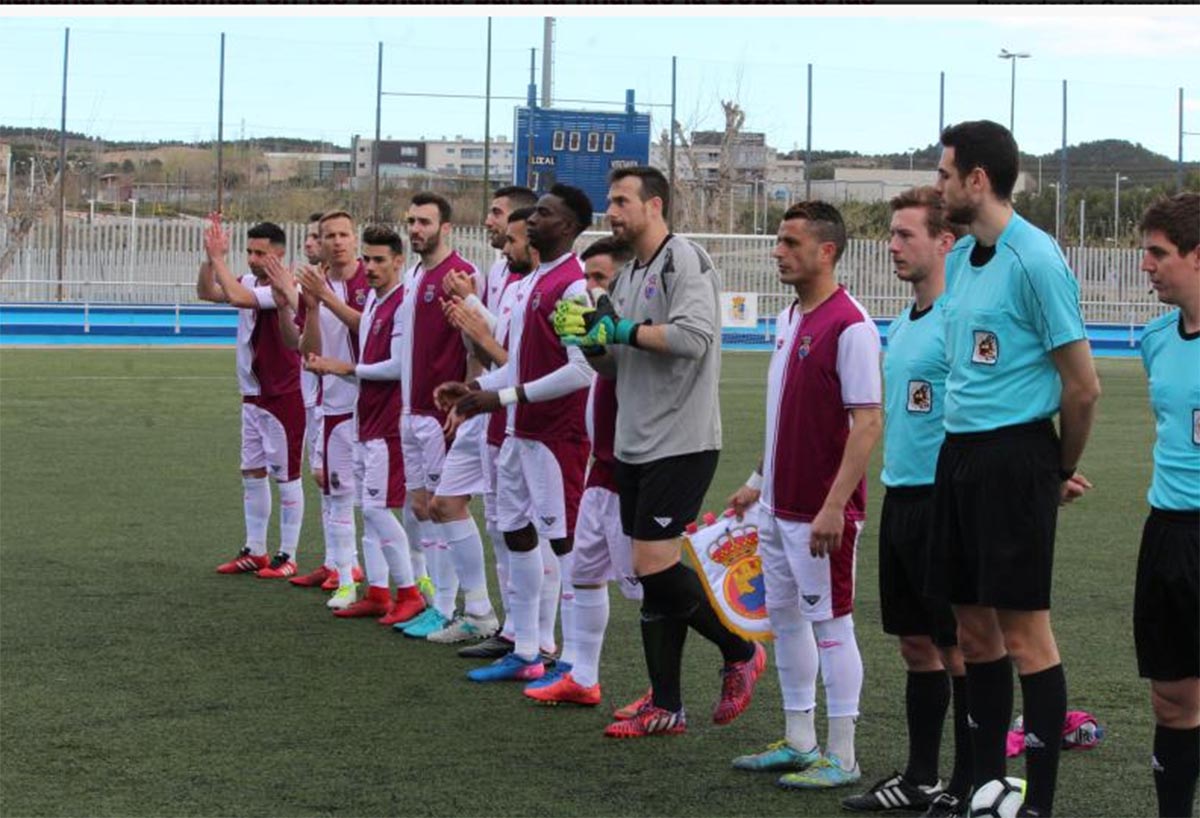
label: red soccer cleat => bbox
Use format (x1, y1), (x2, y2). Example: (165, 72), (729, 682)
(377, 586), (426, 626)
(524, 673), (601, 707)
(332, 585), (391, 618)
(320, 565), (364, 591)
(216, 548), (269, 575)
(289, 565), (333, 587)
(613, 688), (654, 721)
(603, 704), (687, 738)
(256, 552), (297, 579)
(713, 641), (767, 725)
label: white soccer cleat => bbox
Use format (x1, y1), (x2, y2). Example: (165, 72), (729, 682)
(326, 585), (358, 611)
(426, 612), (500, 644)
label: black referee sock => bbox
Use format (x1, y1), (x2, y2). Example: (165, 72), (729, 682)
(675, 562), (756, 664)
(904, 669), (950, 786)
(1019, 664), (1067, 816)
(639, 567), (691, 713)
(1153, 724), (1200, 818)
(947, 673), (974, 799)
(965, 656), (1014, 788)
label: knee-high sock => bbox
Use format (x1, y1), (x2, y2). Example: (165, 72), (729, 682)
(360, 520), (388, 589)
(638, 564), (693, 713)
(489, 522), (514, 639)
(947, 674), (973, 799)
(661, 559), (754, 664)
(1154, 724), (1200, 818)
(965, 656), (1013, 787)
(905, 670), (951, 786)
(276, 479), (304, 557)
(402, 505), (427, 580)
(319, 494), (337, 569)
(506, 548), (543, 661)
(364, 506), (414, 588)
(326, 494), (357, 589)
(242, 476), (271, 555)
(570, 586), (609, 688)
(538, 540), (561, 654)
(769, 601), (820, 751)
(443, 517), (492, 617)
(557, 550), (577, 666)
(815, 615), (863, 768)
(1020, 664), (1067, 815)
(421, 519), (458, 618)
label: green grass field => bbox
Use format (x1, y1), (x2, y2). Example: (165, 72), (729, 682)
(0, 349), (1164, 817)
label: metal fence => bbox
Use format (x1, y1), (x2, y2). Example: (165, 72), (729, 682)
(0, 218), (1162, 326)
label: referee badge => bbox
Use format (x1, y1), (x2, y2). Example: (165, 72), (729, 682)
(972, 330), (999, 365)
(907, 380), (933, 413)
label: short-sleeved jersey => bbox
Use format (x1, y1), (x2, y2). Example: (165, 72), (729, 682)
(881, 298), (948, 487)
(761, 287), (882, 523)
(297, 263), (371, 415)
(486, 270), (524, 448)
(356, 285), (403, 441)
(1141, 309), (1200, 511)
(607, 235), (722, 463)
(585, 375), (619, 491)
(398, 251), (482, 421)
(941, 213), (1087, 433)
(236, 275), (301, 398)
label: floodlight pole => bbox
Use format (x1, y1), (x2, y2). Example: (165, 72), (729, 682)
(373, 41), (382, 222)
(216, 33), (225, 215)
(998, 49), (1031, 137)
(56, 27), (69, 302)
(669, 55), (677, 232)
(483, 17), (492, 214)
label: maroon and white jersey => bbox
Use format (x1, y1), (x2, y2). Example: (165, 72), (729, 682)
(355, 284), (404, 442)
(485, 269), (525, 449)
(236, 275), (301, 398)
(298, 263), (371, 415)
(761, 286), (881, 523)
(585, 375), (618, 492)
(397, 251), (482, 422)
(484, 257), (510, 313)
(300, 370), (321, 409)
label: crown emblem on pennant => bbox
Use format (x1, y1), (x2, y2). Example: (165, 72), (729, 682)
(707, 525), (758, 566)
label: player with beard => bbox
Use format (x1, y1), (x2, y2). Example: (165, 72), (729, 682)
(930, 120), (1100, 817)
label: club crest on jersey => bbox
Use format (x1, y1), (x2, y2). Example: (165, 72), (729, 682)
(1193, 409), (1200, 446)
(907, 380), (933, 413)
(972, 330), (999, 365)
(424, 283), (436, 303)
(373, 319), (384, 335)
(797, 335), (813, 359)
(531, 291), (543, 311)
(643, 273), (658, 300)
(355, 289), (367, 306)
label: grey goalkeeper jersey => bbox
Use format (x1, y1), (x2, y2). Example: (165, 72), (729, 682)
(607, 234), (722, 464)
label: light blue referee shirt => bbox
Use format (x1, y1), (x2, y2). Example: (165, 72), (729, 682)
(882, 298), (948, 487)
(942, 212), (1087, 433)
(1141, 309), (1200, 511)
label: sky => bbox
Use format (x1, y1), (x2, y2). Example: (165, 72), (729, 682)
(1, 5), (1197, 162)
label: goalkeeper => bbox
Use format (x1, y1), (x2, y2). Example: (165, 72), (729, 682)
(553, 166), (765, 739)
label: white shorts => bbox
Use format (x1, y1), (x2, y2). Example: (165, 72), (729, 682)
(322, 412), (356, 498)
(355, 437), (406, 510)
(482, 442), (501, 528)
(401, 414), (447, 494)
(572, 486), (642, 600)
(435, 415), (488, 498)
(240, 399), (301, 482)
(496, 437), (567, 541)
(756, 507), (862, 622)
(306, 405), (324, 472)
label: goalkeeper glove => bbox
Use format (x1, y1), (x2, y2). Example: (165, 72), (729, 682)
(552, 290), (637, 347)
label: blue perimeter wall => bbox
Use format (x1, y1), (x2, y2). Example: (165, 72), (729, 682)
(0, 303), (1145, 358)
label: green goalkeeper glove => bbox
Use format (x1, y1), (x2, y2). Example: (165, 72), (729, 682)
(552, 291), (637, 347)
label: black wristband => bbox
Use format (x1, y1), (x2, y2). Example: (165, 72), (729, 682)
(627, 323), (640, 349)
(581, 345), (606, 358)
(1058, 467), (1076, 482)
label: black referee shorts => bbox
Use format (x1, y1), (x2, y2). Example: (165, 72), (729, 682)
(1135, 508), (1199, 682)
(615, 449), (719, 541)
(879, 486), (958, 647)
(926, 419), (1061, 611)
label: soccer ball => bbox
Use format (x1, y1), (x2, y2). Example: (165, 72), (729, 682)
(969, 777), (1026, 818)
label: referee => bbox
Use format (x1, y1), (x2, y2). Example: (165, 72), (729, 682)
(929, 121), (1100, 818)
(554, 166), (765, 739)
(1134, 192), (1199, 818)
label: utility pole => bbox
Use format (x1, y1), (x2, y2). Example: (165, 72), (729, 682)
(483, 17), (492, 214)
(216, 32), (225, 215)
(373, 41), (382, 221)
(805, 63), (813, 200)
(669, 56), (677, 233)
(56, 26), (69, 302)
(541, 17), (554, 108)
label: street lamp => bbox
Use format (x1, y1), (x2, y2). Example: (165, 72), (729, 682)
(1113, 173), (1130, 244)
(906, 147), (916, 171)
(998, 49), (1031, 135)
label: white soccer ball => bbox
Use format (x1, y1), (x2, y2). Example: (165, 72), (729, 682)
(969, 777), (1026, 818)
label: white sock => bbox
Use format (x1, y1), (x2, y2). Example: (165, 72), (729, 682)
(361, 522), (388, 589)
(402, 505), (427, 579)
(768, 602), (819, 715)
(444, 517), (492, 617)
(557, 551), (577, 666)
(242, 476), (271, 555)
(507, 548), (543, 661)
(490, 524), (514, 639)
(570, 586), (609, 688)
(785, 709), (819, 755)
(364, 507), (413, 588)
(814, 614), (863, 767)
(327, 495), (357, 588)
(319, 494), (337, 569)
(423, 519), (458, 618)
(538, 540), (561, 654)
(276, 479), (304, 558)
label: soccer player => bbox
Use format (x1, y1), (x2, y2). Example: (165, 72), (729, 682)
(554, 166), (766, 738)
(1135, 192), (1199, 818)
(299, 213), (325, 496)
(196, 216), (306, 578)
(393, 193), (483, 638)
(840, 188), (972, 815)
(727, 201), (880, 788)
(439, 184), (596, 684)
(929, 120), (1100, 818)
(304, 225), (425, 624)
(425, 186), (537, 645)
(524, 236), (641, 707)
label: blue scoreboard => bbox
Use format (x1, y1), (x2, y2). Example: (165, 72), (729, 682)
(513, 96), (651, 219)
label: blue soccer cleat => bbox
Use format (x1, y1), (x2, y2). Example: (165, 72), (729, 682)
(467, 653), (546, 683)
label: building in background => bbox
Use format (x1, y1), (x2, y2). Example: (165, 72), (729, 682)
(350, 135), (514, 183)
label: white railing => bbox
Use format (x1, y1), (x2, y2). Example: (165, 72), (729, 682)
(0, 219), (1164, 325)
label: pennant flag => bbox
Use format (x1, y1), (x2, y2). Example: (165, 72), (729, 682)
(682, 507), (772, 641)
